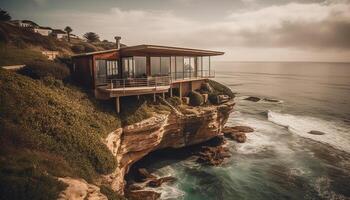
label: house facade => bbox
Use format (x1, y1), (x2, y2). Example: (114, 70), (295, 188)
(72, 44), (224, 112)
(52, 29), (67, 39)
(33, 27), (52, 36)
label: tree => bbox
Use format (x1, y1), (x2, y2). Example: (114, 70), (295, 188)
(83, 32), (99, 43)
(0, 9), (11, 21)
(64, 26), (73, 42)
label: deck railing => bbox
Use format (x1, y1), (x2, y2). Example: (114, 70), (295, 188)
(170, 70), (215, 81)
(108, 76), (171, 89)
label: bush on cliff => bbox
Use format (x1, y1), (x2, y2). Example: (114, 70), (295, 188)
(0, 69), (120, 199)
(208, 79), (235, 99)
(18, 60), (70, 81)
(188, 91), (204, 106)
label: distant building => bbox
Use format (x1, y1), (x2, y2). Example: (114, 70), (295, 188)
(52, 29), (67, 39)
(41, 50), (59, 60)
(11, 20), (39, 28)
(33, 26), (53, 36)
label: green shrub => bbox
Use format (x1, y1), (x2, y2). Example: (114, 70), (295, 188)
(208, 80), (235, 98)
(82, 42), (98, 52)
(71, 44), (85, 53)
(0, 69), (120, 180)
(18, 61), (70, 80)
(0, 45), (47, 66)
(100, 185), (126, 200)
(208, 92), (219, 104)
(188, 91), (204, 106)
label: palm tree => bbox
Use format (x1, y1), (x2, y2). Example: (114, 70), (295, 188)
(64, 26), (73, 42)
(0, 9), (11, 21)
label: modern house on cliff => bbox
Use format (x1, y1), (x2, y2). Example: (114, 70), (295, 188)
(71, 38), (224, 113)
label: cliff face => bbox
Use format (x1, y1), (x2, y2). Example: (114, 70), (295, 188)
(102, 101), (235, 194)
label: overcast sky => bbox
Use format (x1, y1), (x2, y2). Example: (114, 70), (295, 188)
(1, 0), (350, 62)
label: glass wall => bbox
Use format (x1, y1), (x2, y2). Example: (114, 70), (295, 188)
(122, 57), (134, 78)
(106, 60), (118, 77)
(202, 56), (210, 77)
(196, 57), (202, 77)
(176, 56), (184, 79)
(160, 57), (170, 76)
(134, 56), (146, 77)
(171, 56), (176, 80)
(151, 57), (161, 76)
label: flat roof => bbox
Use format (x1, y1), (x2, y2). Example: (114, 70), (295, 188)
(72, 44), (224, 57)
(120, 44), (224, 56)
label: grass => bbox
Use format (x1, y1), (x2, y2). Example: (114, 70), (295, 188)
(0, 44), (47, 66)
(0, 69), (121, 182)
(208, 79), (235, 98)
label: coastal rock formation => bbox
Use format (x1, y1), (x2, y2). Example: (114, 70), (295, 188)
(58, 177), (107, 200)
(223, 126), (254, 143)
(102, 101), (235, 194)
(197, 138), (231, 166)
(244, 96), (261, 102)
(308, 130), (326, 135)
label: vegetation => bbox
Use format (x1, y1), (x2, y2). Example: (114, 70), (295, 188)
(18, 61), (70, 80)
(64, 26), (72, 42)
(166, 96), (182, 107)
(188, 91), (204, 106)
(0, 9), (11, 21)
(100, 185), (126, 200)
(0, 69), (120, 189)
(208, 79), (235, 98)
(0, 45), (47, 66)
(84, 32), (100, 43)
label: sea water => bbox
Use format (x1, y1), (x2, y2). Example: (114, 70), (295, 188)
(133, 62), (350, 200)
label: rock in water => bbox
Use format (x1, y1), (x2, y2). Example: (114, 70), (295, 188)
(137, 168), (156, 181)
(244, 96), (260, 102)
(223, 126), (254, 133)
(147, 176), (177, 188)
(127, 190), (161, 200)
(223, 126), (254, 143)
(262, 98), (280, 103)
(308, 130), (326, 135)
(197, 145), (231, 166)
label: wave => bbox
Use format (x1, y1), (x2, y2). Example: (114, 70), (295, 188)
(267, 111), (350, 153)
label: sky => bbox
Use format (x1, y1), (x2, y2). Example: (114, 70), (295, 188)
(1, 0), (350, 62)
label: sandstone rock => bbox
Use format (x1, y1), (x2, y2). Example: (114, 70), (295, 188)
(223, 126), (254, 134)
(127, 190), (161, 200)
(147, 176), (177, 188)
(223, 126), (253, 143)
(197, 146), (231, 166)
(308, 130), (326, 135)
(244, 96), (260, 102)
(128, 184), (143, 191)
(218, 95), (230, 104)
(138, 168), (156, 180)
(101, 101), (235, 194)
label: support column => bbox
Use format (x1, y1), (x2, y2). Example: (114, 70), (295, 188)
(179, 83), (183, 99)
(115, 96), (120, 114)
(170, 87), (173, 97)
(153, 93), (156, 102)
(162, 92), (165, 99)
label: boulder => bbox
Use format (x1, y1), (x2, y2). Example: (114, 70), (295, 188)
(223, 126), (254, 134)
(138, 168), (156, 180)
(147, 176), (177, 188)
(244, 96), (260, 102)
(197, 145), (231, 166)
(218, 95), (230, 104)
(127, 190), (161, 200)
(223, 126), (253, 143)
(262, 98), (280, 103)
(308, 130), (326, 135)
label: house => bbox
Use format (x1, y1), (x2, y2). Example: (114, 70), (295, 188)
(11, 20), (38, 28)
(52, 29), (67, 39)
(41, 50), (59, 60)
(71, 38), (224, 113)
(33, 26), (52, 36)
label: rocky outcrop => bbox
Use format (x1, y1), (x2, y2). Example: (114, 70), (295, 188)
(58, 177), (107, 200)
(223, 126), (254, 143)
(102, 101), (235, 194)
(196, 137), (231, 166)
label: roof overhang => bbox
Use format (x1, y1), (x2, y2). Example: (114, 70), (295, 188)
(120, 45), (224, 56)
(72, 49), (118, 58)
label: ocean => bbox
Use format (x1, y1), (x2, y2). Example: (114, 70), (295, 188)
(132, 62), (350, 200)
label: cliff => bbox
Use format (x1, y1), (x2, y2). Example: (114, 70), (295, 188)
(102, 101), (235, 194)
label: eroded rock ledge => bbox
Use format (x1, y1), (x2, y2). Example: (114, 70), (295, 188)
(102, 101), (235, 194)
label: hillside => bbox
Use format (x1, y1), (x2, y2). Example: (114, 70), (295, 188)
(0, 68), (121, 199)
(0, 22), (121, 66)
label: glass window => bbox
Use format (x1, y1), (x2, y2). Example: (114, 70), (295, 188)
(107, 60), (118, 77)
(202, 56), (210, 77)
(151, 57), (161, 76)
(184, 57), (195, 78)
(171, 56), (176, 79)
(176, 56), (184, 79)
(196, 57), (202, 77)
(160, 57), (170, 76)
(122, 57), (134, 78)
(134, 56), (147, 77)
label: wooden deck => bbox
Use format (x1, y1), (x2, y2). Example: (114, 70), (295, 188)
(97, 85), (170, 98)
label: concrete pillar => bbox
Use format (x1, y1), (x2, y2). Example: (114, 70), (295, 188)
(170, 87), (173, 97)
(153, 93), (156, 102)
(162, 92), (165, 99)
(115, 97), (120, 113)
(179, 83), (183, 99)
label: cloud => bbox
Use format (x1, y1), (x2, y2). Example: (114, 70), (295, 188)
(40, 1), (350, 61)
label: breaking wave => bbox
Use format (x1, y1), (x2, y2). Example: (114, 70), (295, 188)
(267, 111), (350, 154)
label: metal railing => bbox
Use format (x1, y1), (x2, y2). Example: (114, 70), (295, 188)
(170, 70), (215, 81)
(108, 76), (171, 89)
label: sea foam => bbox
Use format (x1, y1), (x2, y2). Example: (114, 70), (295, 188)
(267, 111), (350, 154)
